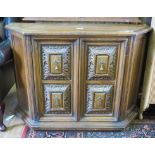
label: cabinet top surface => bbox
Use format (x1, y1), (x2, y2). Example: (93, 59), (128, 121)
(6, 23), (151, 36)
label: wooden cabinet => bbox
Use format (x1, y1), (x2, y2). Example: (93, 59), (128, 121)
(6, 22), (151, 130)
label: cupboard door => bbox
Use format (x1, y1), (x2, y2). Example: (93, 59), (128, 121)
(79, 38), (127, 122)
(32, 37), (79, 121)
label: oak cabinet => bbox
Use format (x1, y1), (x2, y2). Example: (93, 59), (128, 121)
(6, 22), (151, 130)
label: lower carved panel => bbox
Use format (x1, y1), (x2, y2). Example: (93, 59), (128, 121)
(43, 84), (71, 114)
(85, 85), (114, 114)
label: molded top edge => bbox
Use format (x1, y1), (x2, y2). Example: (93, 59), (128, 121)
(5, 23), (152, 36)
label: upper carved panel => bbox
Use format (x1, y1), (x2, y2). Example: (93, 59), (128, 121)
(87, 46), (117, 80)
(41, 45), (71, 80)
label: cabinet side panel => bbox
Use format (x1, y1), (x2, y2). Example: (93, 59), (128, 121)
(11, 35), (29, 116)
(127, 36), (147, 113)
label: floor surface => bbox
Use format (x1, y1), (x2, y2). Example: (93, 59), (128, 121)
(0, 85), (25, 138)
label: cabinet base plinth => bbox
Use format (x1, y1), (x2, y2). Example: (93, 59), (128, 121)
(16, 107), (138, 131)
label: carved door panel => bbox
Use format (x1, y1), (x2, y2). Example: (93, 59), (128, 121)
(87, 45), (117, 80)
(32, 38), (79, 122)
(79, 38), (127, 122)
(41, 44), (72, 80)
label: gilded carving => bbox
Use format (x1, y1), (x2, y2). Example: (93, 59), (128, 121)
(50, 93), (63, 110)
(49, 54), (62, 74)
(87, 46), (117, 80)
(43, 84), (71, 114)
(93, 93), (106, 109)
(95, 55), (109, 74)
(41, 45), (71, 80)
(86, 85), (114, 114)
